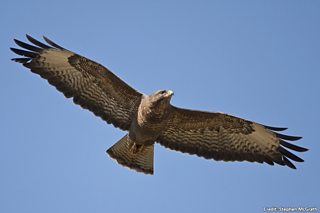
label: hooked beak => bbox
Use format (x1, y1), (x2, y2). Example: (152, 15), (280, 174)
(166, 90), (174, 97)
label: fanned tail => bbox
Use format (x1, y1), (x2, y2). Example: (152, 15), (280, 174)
(106, 134), (154, 175)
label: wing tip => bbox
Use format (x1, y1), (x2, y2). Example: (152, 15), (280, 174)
(282, 156), (297, 169)
(278, 146), (304, 162)
(10, 47), (37, 58)
(264, 125), (288, 131)
(280, 139), (308, 152)
(11, 35), (67, 63)
(43, 35), (65, 49)
(11, 57), (31, 63)
(24, 34), (54, 49)
(275, 132), (302, 141)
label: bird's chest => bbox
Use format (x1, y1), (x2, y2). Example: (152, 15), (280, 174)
(129, 109), (166, 144)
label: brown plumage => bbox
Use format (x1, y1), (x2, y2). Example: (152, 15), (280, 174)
(11, 35), (308, 174)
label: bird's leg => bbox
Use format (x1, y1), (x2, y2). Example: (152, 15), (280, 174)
(129, 143), (143, 154)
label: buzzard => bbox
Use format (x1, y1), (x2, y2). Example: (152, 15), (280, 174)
(11, 35), (308, 174)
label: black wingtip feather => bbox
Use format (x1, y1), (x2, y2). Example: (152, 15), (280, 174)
(279, 146), (304, 162)
(280, 140), (308, 152)
(264, 157), (275, 166)
(273, 158), (286, 166)
(11, 57), (31, 63)
(10, 48), (37, 57)
(26, 34), (51, 49)
(282, 156), (296, 169)
(14, 39), (42, 52)
(264, 125), (288, 131)
(275, 132), (302, 141)
(43, 36), (64, 49)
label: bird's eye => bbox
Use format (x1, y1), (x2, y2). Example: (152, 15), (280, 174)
(160, 90), (166, 94)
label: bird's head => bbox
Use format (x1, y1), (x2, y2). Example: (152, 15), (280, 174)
(147, 89), (174, 110)
(153, 89), (174, 102)
(142, 89), (174, 119)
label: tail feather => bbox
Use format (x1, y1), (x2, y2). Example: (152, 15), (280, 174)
(106, 134), (154, 175)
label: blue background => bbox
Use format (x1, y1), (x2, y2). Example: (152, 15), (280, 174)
(1, 1), (319, 212)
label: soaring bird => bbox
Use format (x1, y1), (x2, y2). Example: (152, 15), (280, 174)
(10, 35), (308, 174)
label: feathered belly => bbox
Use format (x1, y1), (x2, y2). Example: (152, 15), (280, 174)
(129, 119), (167, 145)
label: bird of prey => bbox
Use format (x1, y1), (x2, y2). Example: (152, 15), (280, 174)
(10, 35), (308, 175)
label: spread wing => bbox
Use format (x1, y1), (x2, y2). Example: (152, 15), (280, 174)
(11, 35), (142, 130)
(158, 106), (308, 169)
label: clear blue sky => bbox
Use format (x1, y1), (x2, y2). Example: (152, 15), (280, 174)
(1, 1), (319, 212)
